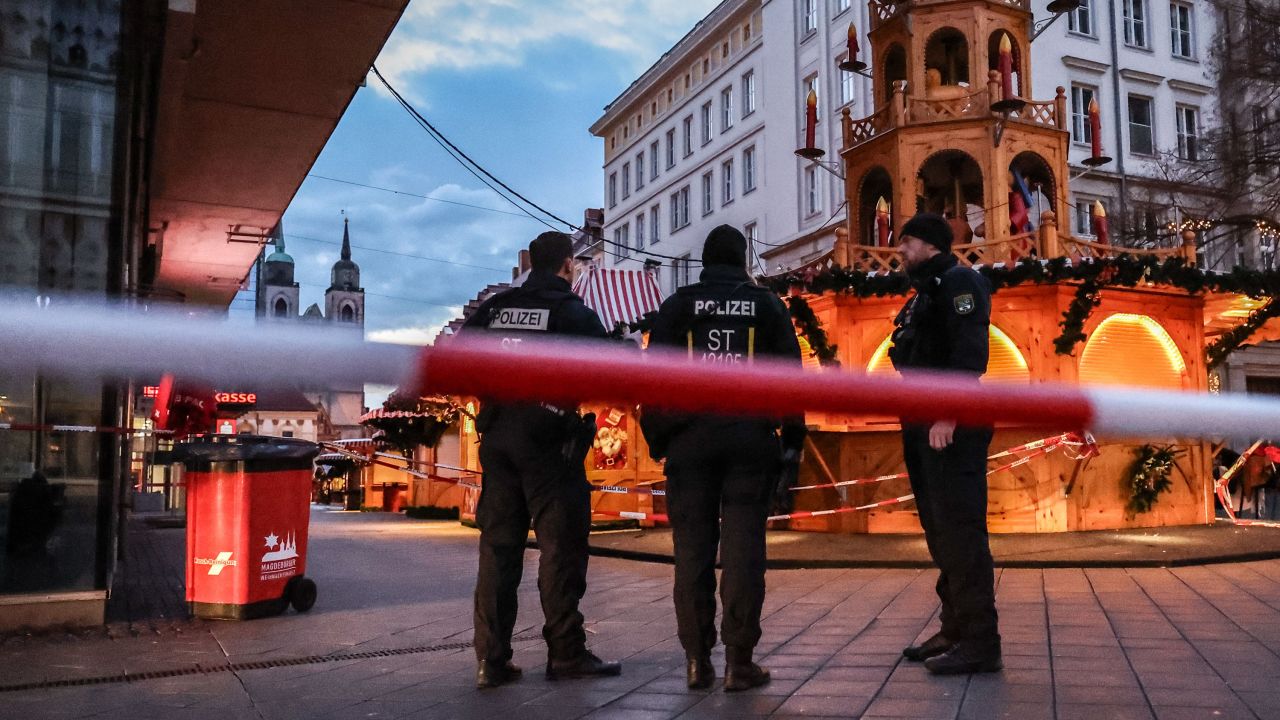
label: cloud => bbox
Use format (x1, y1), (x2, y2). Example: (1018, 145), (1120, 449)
(274, 167), (533, 341)
(375, 0), (721, 92)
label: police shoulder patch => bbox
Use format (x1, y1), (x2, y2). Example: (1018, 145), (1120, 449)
(954, 294), (975, 315)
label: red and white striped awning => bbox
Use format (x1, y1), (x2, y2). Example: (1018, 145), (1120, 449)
(572, 266), (664, 332)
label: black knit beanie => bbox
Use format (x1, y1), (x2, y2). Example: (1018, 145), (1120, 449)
(900, 213), (953, 253)
(702, 224), (748, 267)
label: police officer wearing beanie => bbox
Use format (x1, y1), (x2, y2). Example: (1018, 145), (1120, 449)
(461, 231), (621, 688)
(642, 225), (805, 691)
(890, 213), (1002, 675)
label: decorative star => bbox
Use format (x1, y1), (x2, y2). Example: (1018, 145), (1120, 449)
(264, 532), (279, 549)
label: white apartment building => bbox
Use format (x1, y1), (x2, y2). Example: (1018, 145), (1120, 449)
(593, 0), (1232, 279)
(1044, 0), (1222, 260)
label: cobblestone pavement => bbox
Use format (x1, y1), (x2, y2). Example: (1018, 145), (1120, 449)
(3, 508), (1280, 719)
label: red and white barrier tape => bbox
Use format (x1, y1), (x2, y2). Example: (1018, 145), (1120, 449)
(769, 494), (917, 522)
(589, 509), (670, 523)
(8, 303), (1280, 441)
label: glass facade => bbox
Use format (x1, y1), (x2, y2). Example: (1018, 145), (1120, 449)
(0, 0), (126, 595)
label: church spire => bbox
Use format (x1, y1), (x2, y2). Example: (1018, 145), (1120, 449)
(341, 217), (351, 261)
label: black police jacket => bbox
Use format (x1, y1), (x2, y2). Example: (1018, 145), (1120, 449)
(641, 264), (804, 459)
(460, 271), (607, 439)
(888, 252), (991, 376)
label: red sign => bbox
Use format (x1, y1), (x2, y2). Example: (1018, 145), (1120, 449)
(217, 419), (236, 434)
(214, 392), (257, 405)
(143, 387), (255, 405)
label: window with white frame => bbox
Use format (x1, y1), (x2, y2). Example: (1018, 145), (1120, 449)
(702, 171), (714, 215)
(671, 254), (691, 289)
(742, 71), (756, 117)
(743, 146), (757, 193)
(650, 141), (659, 180)
(608, 172), (617, 207)
(1176, 104), (1200, 160)
(720, 87), (734, 132)
(1128, 95), (1154, 155)
(804, 166), (821, 215)
(722, 159), (735, 205)
(615, 223), (629, 258)
(833, 0), (851, 15)
(1170, 2), (1194, 59)
(1122, 0), (1148, 48)
(671, 186), (690, 231)
(682, 116), (693, 156)
(1070, 85), (1097, 144)
(744, 221), (758, 254)
(1073, 199), (1096, 236)
(635, 153), (645, 190)
(1068, 0), (1093, 34)
(701, 102), (713, 145)
(840, 61), (856, 105)
(666, 129), (676, 168)
(635, 212), (645, 250)
(802, 0), (818, 34)
(649, 205), (660, 245)
(622, 162), (631, 199)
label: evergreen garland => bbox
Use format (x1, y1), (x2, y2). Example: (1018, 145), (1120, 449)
(1206, 298), (1280, 370)
(1125, 445), (1180, 514)
(765, 255), (1280, 361)
(786, 295), (841, 367)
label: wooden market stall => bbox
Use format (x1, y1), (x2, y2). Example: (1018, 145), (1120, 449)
(769, 0), (1280, 533)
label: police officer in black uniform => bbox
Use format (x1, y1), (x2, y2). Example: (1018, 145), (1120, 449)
(642, 225), (805, 692)
(889, 213), (1002, 675)
(461, 231), (621, 688)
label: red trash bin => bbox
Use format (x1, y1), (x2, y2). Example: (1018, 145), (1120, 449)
(178, 435), (320, 619)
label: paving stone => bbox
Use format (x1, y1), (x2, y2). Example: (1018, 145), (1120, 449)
(8, 511), (1280, 720)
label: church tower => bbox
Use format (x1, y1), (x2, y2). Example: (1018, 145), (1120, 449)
(256, 222), (300, 321)
(324, 218), (364, 328)
(836, 0), (1075, 266)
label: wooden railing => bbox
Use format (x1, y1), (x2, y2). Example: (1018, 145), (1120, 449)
(843, 105), (891, 147)
(832, 216), (1199, 274)
(906, 88), (990, 124)
(870, 0), (1028, 30)
(1060, 236), (1190, 263)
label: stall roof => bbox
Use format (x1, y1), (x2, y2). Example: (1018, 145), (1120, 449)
(572, 266), (664, 332)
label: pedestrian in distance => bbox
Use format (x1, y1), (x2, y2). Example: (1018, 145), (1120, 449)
(889, 213), (1002, 675)
(460, 231), (622, 688)
(641, 224), (807, 691)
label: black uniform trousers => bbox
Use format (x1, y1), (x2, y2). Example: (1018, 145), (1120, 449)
(665, 421), (778, 657)
(902, 424), (1000, 648)
(473, 423), (591, 664)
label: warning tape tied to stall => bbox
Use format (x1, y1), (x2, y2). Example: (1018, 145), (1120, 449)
(10, 303), (1280, 441)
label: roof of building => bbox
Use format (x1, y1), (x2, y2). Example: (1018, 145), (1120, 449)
(245, 386), (321, 413)
(264, 221), (294, 264)
(590, 0), (744, 134)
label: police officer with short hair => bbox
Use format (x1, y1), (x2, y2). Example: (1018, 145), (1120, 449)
(642, 225), (805, 692)
(890, 213), (1001, 675)
(461, 231), (621, 688)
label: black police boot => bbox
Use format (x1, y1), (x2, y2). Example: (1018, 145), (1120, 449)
(902, 632), (954, 662)
(924, 641), (1003, 675)
(545, 651), (622, 681)
(723, 646), (770, 692)
(686, 654), (715, 689)
(476, 660), (522, 689)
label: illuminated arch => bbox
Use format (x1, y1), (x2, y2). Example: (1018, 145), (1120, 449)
(796, 334), (823, 371)
(1078, 313), (1187, 389)
(867, 325), (1030, 383)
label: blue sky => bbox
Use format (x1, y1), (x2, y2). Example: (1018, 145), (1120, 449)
(232, 0), (720, 344)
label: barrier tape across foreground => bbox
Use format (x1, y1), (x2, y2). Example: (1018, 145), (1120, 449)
(6, 303), (1280, 441)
